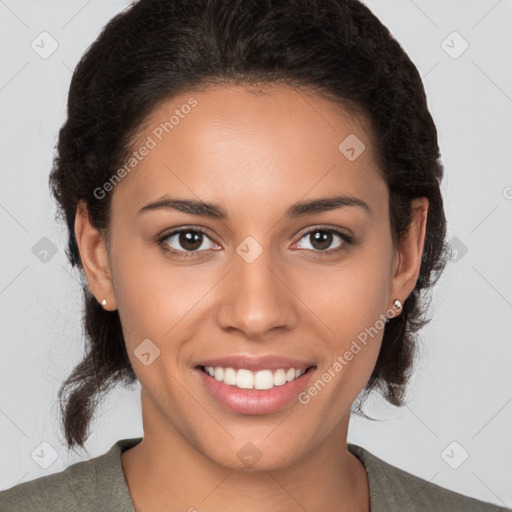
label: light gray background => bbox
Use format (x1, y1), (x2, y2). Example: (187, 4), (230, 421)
(1, 0), (511, 507)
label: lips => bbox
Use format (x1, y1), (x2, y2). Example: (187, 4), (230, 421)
(195, 363), (316, 414)
(194, 354), (316, 372)
(193, 354), (317, 414)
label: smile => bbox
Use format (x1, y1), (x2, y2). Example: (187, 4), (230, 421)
(201, 366), (308, 390)
(195, 364), (316, 415)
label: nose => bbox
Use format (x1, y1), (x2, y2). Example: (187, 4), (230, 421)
(216, 242), (299, 340)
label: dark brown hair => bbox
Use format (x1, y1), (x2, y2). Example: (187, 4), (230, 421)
(49, 0), (449, 450)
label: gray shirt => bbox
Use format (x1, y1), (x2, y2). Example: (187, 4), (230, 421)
(0, 437), (509, 511)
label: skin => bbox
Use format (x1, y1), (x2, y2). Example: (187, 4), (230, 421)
(75, 83), (428, 512)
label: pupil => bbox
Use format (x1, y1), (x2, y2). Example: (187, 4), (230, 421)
(312, 231), (331, 251)
(180, 231), (202, 251)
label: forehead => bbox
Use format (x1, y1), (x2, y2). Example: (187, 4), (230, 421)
(111, 84), (387, 220)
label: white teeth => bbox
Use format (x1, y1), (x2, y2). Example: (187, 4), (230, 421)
(203, 366), (307, 389)
(236, 369), (254, 389)
(273, 368), (286, 386)
(254, 370), (274, 390)
(223, 367), (237, 386)
(286, 368), (296, 382)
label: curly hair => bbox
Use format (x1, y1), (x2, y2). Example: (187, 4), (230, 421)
(49, 0), (449, 450)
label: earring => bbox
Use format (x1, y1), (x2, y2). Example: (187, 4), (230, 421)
(101, 299), (107, 307)
(385, 298), (402, 323)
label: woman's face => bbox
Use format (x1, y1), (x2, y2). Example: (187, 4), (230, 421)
(78, 83), (426, 470)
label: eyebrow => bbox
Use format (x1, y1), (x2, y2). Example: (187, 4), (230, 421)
(137, 194), (371, 219)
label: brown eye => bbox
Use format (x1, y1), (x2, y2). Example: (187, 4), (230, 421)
(159, 228), (219, 256)
(294, 227), (352, 255)
(309, 231), (334, 251)
(176, 231), (203, 251)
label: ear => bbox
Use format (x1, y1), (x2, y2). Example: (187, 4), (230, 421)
(389, 197), (429, 309)
(74, 200), (117, 310)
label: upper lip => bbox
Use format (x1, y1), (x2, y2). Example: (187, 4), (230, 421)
(195, 354), (316, 372)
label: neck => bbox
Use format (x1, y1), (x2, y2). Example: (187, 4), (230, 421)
(121, 401), (369, 512)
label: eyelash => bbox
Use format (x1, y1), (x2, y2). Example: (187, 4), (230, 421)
(156, 226), (353, 260)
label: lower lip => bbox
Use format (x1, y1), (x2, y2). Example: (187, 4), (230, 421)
(195, 367), (316, 415)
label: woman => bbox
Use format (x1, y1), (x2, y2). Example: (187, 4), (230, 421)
(0, 0), (507, 510)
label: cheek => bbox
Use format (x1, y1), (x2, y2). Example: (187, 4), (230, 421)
(109, 238), (170, 345)
(310, 244), (392, 337)
(308, 241), (393, 390)
(110, 241), (214, 350)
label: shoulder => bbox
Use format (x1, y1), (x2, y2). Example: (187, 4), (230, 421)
(348, 443), (510, 512)
(0, 438), (141, 512)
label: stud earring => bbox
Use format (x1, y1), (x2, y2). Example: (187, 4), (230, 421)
(101, 299), (107, 307)
(385, 298), (402, 323)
